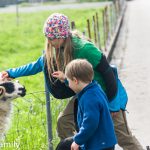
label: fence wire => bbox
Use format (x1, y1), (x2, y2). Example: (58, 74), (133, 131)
(1, 91), (68, 150)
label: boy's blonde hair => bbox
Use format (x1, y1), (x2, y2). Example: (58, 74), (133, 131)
(65, 59), (94, 83)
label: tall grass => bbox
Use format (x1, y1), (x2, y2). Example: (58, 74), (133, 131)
(0, 8), (103, 149)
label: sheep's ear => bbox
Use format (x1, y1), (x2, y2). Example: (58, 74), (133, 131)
(0, 86), (5, 98)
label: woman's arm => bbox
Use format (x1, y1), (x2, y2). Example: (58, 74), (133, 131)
(2, 56), (44, 79)
(96, 54), (117, 101)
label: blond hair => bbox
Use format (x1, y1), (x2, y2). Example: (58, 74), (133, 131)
(44, 31), (92, 79)
(65, 59), (94, 83)
(45, 36), (73, 74)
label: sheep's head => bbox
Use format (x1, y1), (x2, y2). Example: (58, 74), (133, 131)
(0, 80), (26, 101)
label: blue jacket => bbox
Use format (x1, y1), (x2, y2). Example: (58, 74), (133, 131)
(7, 56), (127, 112)
(7, 55), (75, 99)
(7, 56), (44, 78)
(74, 81), (117, 150)
(108, 66), (128, 112)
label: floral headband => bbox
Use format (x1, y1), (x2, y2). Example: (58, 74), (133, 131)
(43, 13), (70, 40)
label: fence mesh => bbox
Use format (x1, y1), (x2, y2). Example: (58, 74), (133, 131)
(1, 91), (69, 149)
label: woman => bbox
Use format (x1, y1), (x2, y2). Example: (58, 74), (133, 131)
(2, 13), (143, 150)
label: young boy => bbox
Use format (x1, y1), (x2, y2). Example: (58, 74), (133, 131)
(52, 59), (117, 150)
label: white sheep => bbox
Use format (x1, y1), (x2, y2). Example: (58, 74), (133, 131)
(0, 79), (26, 140)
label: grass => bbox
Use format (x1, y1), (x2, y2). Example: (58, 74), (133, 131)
(0, 7), (104, 149)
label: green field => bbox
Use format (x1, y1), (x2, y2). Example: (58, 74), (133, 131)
(0, 7), (104, 149)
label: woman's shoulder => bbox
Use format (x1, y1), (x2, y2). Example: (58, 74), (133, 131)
(73, 36), (101, 56)
(72, 36), (102, 52)
(72, 35), (92, 49)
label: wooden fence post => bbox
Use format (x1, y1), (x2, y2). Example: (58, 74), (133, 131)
(96, 12), (101, 50)
(71, 21), (76, 30)
(102, 8), (106, 51)
(93, 15), (97, 45)
(87, 19), (91, 39)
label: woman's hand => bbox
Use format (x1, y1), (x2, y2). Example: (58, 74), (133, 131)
(52, 71), (66, 82)
(71, 141), (79, 150)
(0, 71), (12, 81)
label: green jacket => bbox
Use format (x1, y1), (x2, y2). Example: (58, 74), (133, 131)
(72, 36), (106, 92)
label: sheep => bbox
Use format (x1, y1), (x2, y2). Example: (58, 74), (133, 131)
(0, 80), (26, 140)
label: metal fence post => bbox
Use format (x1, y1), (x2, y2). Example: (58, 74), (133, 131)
(45, 83), (53, 150)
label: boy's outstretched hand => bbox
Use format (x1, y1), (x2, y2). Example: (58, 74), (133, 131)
(71, 141), (79, 150)
(52, 71), (66, 82)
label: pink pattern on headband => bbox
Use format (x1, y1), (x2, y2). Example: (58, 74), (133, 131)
(43, 13), (70, 40)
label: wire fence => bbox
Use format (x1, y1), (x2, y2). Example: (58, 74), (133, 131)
(0, 0), (126, 149)
(3, 91), (48, 149)
(1, 91), (68, 150)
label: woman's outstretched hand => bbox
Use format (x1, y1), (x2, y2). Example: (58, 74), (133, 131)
(52, 71), (66, 82)
(0, 71), (12, 81)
